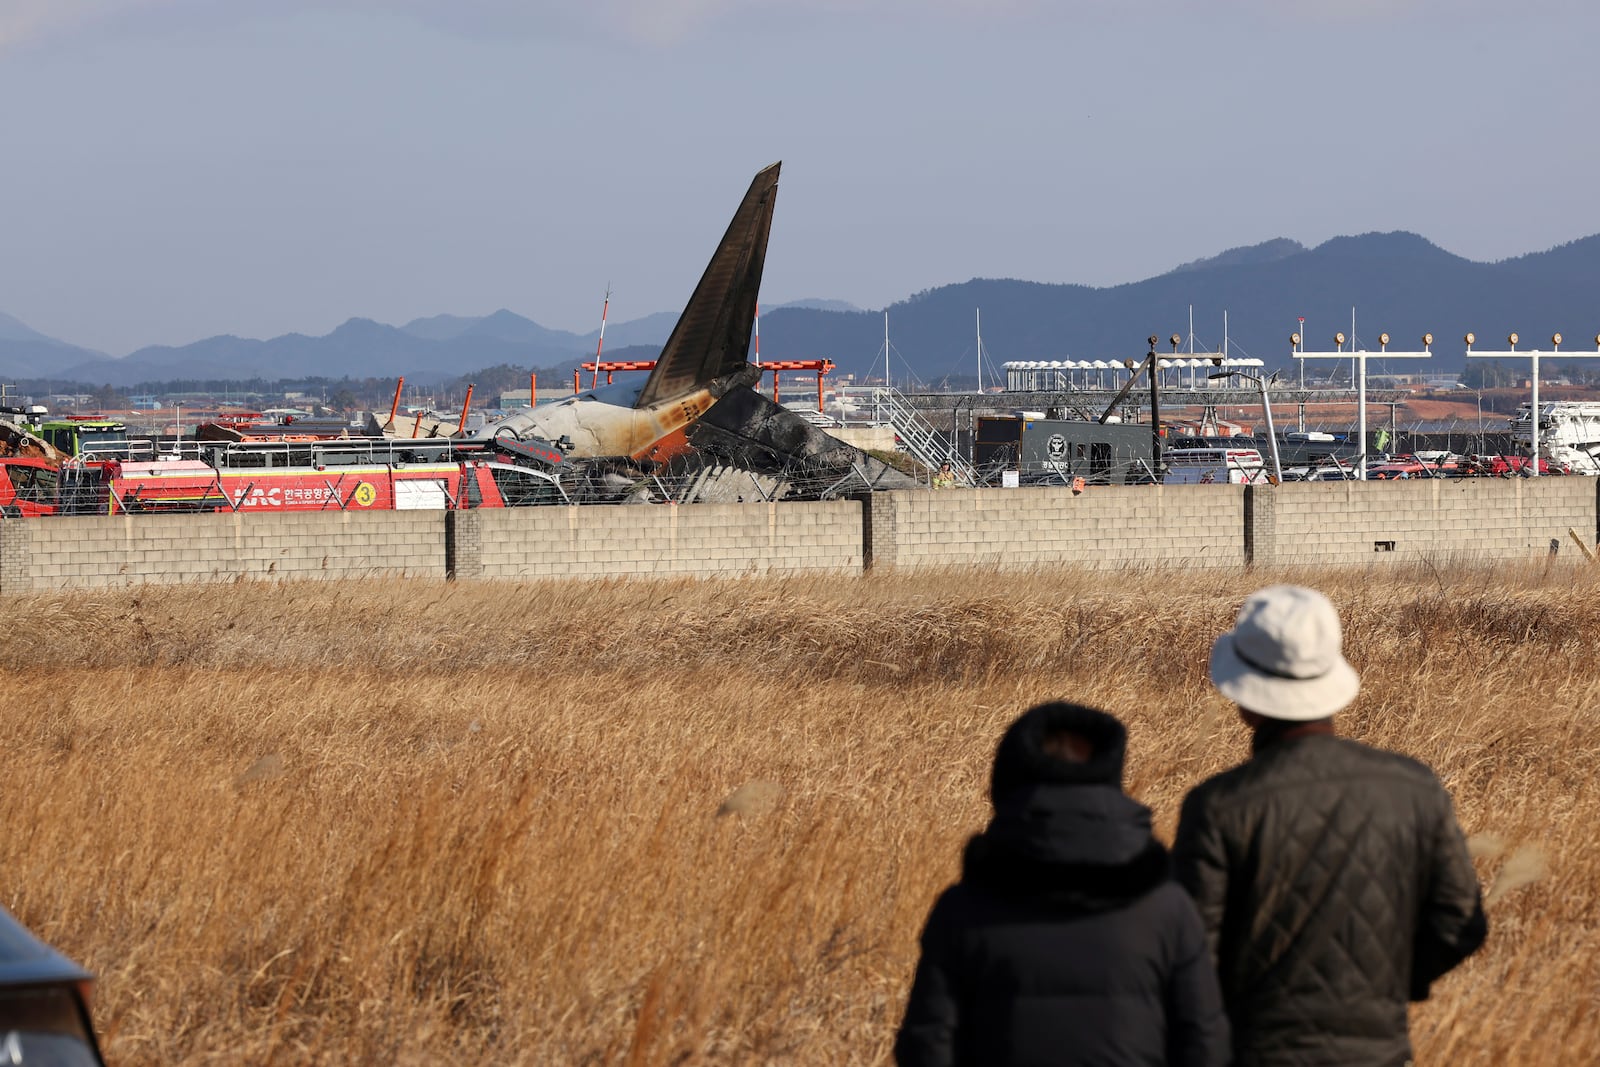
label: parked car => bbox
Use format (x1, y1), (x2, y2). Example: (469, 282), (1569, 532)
(0, 907), (105, 1065)
(1457, 454), (1562, 477)
(1280, 465), (1353, 482)
(1163, 445), (1272, 485)
(1366, 454), (1464, 480)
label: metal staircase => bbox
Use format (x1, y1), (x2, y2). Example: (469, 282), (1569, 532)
(875, 388), (976, 485)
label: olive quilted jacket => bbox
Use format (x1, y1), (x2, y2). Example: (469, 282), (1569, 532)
(1173, 733), (1487, 1067)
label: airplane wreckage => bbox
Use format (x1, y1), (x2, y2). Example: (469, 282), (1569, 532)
(0, 164), (913, 516)
(372, 161), (916, 505)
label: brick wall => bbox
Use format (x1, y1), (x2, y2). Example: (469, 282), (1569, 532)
(864, 485), (1248, 571)
(0, 511), (446, 591)
(449, 501), (863, 580)
(0, 479), (1594, 591)
(0, 520), (31, 594)
(1245, 478), (1598, 566)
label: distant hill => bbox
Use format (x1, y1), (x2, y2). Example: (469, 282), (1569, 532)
(0, 311), (60, 344)
(754, 231), (1600, 382)
(458, 309), (578, 348)
(53, 317), (595, 388)
(11, 230), (1600, 387)
(584, 311), (679, 350)
(770, 298), (862, 313)
(0, 306), (682, 388)
(0, 313), (109, 381)
(399, 307), (682, 352)
(397, 313), (485, 341)
(1166, 238), (1306, 275)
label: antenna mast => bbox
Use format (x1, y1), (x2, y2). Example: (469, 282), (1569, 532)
(591, 285), (611, 390)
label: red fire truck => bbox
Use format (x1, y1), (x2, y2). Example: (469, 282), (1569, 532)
(111, 458), (568, 513)
(0, 438), (572, 518)
(0, 457), (89, 516)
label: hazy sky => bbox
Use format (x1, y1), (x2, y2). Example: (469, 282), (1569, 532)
(3, 1), (1596, 354)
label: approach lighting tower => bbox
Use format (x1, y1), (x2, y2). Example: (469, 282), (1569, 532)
(1464, 332), (1600, 476)
(1293, 331), (1432, 480)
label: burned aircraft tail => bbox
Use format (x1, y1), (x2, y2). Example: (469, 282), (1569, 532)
(633, 162), (779, 410)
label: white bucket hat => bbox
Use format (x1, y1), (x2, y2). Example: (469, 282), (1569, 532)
(1209, 585), (1360, 720)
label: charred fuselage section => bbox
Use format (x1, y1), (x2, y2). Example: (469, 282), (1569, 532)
(687, 389), (914, 497)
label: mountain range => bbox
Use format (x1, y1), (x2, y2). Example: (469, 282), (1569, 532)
(7, 234), (1600, 389)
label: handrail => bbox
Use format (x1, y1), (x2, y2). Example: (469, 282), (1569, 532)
(873, 388), (976, 485)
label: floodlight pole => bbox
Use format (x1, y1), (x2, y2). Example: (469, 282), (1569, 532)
(1209, 368), (1283, 482)
(1251, 373), (1283, 484)
(1293, 331), (1432, 480)
(1150, 347), (1163, 477)
(1465, 332), (1600, 476)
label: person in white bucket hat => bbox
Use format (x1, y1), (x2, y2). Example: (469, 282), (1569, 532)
(1207, 584), (1360, 720)
(1173, 585), (1486, 1067)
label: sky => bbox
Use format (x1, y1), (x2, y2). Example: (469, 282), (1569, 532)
(2, 0), (1598, 355)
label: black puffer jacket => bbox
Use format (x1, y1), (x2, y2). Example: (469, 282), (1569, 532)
(1172, 728), (1487, 1067)
(896, 704), (1231, 1067)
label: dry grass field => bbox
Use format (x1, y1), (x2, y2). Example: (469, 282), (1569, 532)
(4, 562), (1599, 1064)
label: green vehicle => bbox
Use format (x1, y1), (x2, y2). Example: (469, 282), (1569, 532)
(39, 419), (139, 459)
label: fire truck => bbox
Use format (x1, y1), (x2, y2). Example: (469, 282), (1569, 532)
(0, 436), (569, 515)
(0, 457), (89, 516)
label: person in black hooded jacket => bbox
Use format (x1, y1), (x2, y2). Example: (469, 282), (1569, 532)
(895, 702), (1231, 1067)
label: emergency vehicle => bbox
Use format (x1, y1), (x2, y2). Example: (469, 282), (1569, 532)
(0, 435), (569, 514)
(1162, 445), (1271, 485)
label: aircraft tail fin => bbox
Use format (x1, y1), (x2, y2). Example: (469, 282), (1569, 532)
(635, 162), (779, 410)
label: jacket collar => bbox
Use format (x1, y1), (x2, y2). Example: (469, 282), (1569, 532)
(1250, 717), (1336, 755)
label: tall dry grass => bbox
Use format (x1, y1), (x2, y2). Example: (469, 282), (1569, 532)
(3, 562), (1598, 1064)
